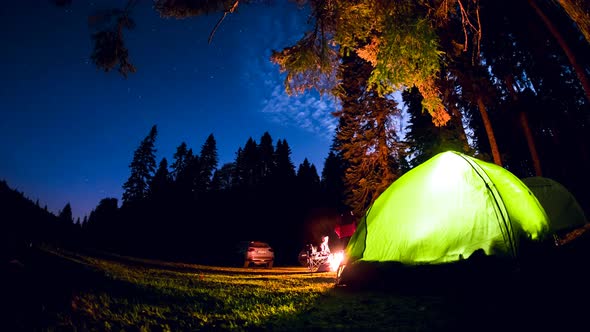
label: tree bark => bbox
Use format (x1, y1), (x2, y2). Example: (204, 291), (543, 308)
(449, 105), (472, 153)
(505, 74), (543, 176)
(477, 97), (502, 166)
(518, 111), (542, 176)
(555, 0), (590, 44)
(528, 0), (590, 104)
(441, 76), (471, 153)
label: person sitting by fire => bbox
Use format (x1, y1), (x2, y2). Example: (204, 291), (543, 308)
(318, 235), (331, 257)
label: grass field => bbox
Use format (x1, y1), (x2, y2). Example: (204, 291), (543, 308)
(5, 244), (590, 331)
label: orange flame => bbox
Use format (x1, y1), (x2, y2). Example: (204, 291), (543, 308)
(329, 251), (345, 272)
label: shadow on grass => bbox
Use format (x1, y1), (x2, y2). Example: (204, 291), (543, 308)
(262, 273), (469, 331)
(8, 236), (590, 331)
(4, 246), (228, 331)
(322, 239), (590, 332)
(5, 246), (342, 331)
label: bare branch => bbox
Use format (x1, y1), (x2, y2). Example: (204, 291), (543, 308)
(208, 0), (240, 44)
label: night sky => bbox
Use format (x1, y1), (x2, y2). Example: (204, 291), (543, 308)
(1, 1), (339, 220)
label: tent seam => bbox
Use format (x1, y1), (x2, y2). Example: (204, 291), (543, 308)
(452, 152), (517, 258)
(361, 205), (374, 259)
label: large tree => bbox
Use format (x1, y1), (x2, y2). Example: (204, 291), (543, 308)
(320, 149), (346, 211)
(122, 125), (158, 205)
(257, 132), (275, 181)
(334, 54), (404, 217)
(169, 141), (195, 200)
(235, 137), (258, 187)
(58, 202), (73, 225)
(170, 142), (191, 181)
(526, 0), (590, 103)
(196, 134), (219, 193)
(211, 162), (236, 191)
(403, 87), (471, 168)
(273, 139), (296, 183)
(297, 158), (320, 190)
(150, 157), (172, 201)
(85, 197), (119, 248)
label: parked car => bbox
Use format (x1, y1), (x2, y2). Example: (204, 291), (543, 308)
(237, 241), (274, 268)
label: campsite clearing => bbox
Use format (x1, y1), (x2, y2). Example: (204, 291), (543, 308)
(5, 245), (589, 331)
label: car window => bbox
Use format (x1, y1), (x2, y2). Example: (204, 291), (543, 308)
(250, 242), (270, 248)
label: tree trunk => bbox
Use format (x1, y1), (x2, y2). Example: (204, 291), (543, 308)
(441, 75), (471, 153)
(449, 105), (472, 153)
(505, 74), (543, 176)
(477, 97), (502, 166)
(518, 111), (542, 176)
(528, 0), (590, 104)
(555, 0), (590, 44)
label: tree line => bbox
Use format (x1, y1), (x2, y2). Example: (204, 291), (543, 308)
(75, 127), (351, 265)
(7, 0), (589, 264)
(55, 0), (588, 214)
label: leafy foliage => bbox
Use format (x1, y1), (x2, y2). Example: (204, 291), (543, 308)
(271, 31), (339, 95)
(272, 0), (454, 125)
(370, 15), (448, 125)
(89, 9), (137, 77)
(154, 0), (232, 19)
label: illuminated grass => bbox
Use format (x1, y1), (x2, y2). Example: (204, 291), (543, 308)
(25, 247), (491, 331)
(43, 248), (338, 331)
(20, 244), (589, 331)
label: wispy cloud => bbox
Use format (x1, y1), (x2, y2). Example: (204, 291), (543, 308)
(261, 83), (339, 141)
(252, 58), (340, 141)
(237, 2), (339, 142)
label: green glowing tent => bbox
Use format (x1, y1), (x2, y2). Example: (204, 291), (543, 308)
(521, 177), (587, 234)
(346, 151), (550, 265)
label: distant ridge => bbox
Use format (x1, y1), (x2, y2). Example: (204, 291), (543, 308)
(1, 179), (59, 261)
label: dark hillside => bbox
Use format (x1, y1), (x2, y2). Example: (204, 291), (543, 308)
(0, 180), (63, 261)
